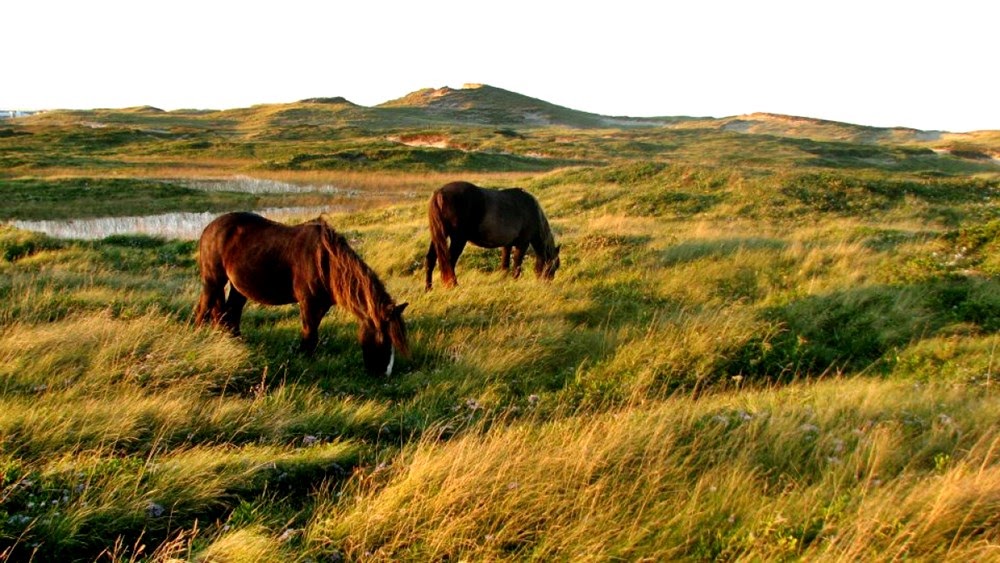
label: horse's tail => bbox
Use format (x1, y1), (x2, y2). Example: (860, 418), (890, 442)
(428, 190), (450, 256)
(426, 190), (451, 289)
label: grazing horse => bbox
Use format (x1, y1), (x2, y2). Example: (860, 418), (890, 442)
(425, 181), (560, 290)
(195, 212), (409, 376)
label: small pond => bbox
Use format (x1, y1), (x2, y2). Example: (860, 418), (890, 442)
(8, 206), (345, 241)
(4, 176), (393, 240)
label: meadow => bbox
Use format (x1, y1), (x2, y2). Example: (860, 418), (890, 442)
(2, 91), (1000, 561)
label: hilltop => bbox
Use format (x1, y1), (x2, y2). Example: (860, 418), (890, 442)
(376, 83), (681, 128)
(11, 83), (999, 140)
(672, 112), (944, 144)
(2, 84), (997, 178)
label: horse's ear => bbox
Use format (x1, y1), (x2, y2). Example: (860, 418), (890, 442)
(394, 302), (409, 316)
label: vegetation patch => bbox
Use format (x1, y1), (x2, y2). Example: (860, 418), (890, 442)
(268, 146), (567, 172)
(0, 225), (64, 261)
(1, 95), (999, 560)
(0, 178), (261, 221)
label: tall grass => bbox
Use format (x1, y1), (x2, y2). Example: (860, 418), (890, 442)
(309, 378), (1000, 561)
(1, 114), (999, 559)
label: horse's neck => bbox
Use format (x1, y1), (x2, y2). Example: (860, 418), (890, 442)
(537, 212), (556, 257)
(326, 240), (389, 323)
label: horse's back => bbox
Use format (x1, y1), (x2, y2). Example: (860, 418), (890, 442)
(213, 211), (286, 231)
(430, 182), (542, 247)
(200, 212), (279, 265)
(434, 182), (529, 207)
(431, 182), (487, 236)
(431, 182), (538, 224)
(200, 212), (278, 247)
(198, 212), (310, 305)
(435, 181), (486, 211)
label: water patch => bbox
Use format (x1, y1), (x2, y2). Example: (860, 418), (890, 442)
(8, 206), (345, 241)
(183, 175), (362, 196)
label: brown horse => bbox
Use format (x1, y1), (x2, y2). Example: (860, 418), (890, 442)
(425, 181), (560, 290)
(195, 212), (409, 376)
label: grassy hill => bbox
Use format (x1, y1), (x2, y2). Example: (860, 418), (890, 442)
(1, 86), (999, 560)
(376, 83), (679, 128)
(2, 84), (997, 183)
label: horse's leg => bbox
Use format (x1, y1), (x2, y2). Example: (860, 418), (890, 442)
(432, 235), (456, 288)
(222, 286), (247, 337)
(195, 270), (227, 328)
(501, 246), (511, 275)
(298, 299), (331, 354)
(425, 242), (437, 291)
(195, 284), (220, 326)
(511, 245), (528, 279)
(442, 237), (466, 288)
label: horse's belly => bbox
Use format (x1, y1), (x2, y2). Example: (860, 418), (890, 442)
(240, 285), (296, 305)
(228, 267), (297, 306)
(473, 225), (521, 248)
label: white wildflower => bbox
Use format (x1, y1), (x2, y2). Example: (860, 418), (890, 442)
(8, 515), (31, 526)
(831, 438), (845, 453)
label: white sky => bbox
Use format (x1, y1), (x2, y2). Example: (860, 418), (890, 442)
(3, 0), (997, 132)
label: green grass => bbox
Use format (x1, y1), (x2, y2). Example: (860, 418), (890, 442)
(1, 96), (999, 560)
(0, 178), (261, 221)
(312, 378), (1000, 561)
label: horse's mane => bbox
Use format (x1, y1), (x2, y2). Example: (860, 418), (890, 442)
(313, 219), (410, 356)
(505, 188), (557, 260)
(313, 221), (386, 318)
(534, 198), (558, 260)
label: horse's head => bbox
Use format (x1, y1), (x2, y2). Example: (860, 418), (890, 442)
(538, 245), (561, 280)
(359, 302), (410, 376)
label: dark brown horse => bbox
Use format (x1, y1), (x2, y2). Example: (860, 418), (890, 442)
(425, 181), (560, 290)
(195, 212), (409, 376)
